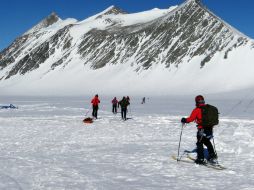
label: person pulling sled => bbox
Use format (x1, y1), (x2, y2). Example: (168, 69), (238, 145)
(181, 95), (219, 165)
(91, 94), (100, 119)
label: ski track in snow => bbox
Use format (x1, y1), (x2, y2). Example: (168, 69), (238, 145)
(0, 97), (254, 190)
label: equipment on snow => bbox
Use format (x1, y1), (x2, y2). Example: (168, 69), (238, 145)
(201, 104), (219, 127)
(83, 117), (93, 124)
(177, 123), (185, 161)
(187, 155), (226, 170)
(211, 136), (218, 159)
(0, 104), (18, 109)
(171, 155), (226, 170)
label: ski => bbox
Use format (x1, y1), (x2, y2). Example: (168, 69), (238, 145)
(171, 155), (195, 164)
(187, 155), (226, 170)
(172, 155), (226, 170)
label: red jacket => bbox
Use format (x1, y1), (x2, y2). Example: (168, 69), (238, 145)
(186, 104), (205, 129)
(112, 98), (118, 105)
(91, 97), (100, 106)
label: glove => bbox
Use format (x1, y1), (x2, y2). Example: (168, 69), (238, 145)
(181, 118), (187, 123)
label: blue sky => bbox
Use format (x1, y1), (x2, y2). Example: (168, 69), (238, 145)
(0, 0), (254, 51)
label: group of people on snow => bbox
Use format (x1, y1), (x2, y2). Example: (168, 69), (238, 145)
(90, 95), (130, 120)
(90, 94), (219, 165)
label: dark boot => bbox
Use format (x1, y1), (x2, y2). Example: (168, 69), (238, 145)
(195, 159), (206, 165)
(207, 153), (218, 164)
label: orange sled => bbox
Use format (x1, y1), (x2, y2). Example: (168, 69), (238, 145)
(83, 117), (93, 124)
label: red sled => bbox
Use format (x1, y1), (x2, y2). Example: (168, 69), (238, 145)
(83, 117), (93, 124)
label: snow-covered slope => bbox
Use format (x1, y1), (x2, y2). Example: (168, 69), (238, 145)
(0, 0), (254, 96)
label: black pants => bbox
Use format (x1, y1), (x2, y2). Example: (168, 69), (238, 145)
(92, 105), (98, 119)
(112, 104), (117, 114)
(196, 128), (216, 160)
(121, 107), (127, 120)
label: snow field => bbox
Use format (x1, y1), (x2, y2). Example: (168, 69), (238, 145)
(0, 96), (254, 189)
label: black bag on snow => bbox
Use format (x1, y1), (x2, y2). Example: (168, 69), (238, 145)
(201, 104), (219, 127)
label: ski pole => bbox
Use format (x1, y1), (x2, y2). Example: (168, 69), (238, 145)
(177, 123), (185, 161)
(212, 136), (218, 158)
(129, 105), (132, 118)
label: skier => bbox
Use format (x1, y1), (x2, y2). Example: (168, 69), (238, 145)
(118, 96), (130, 120)
(91, 94), (100, 119)
(111, 97), (118, 114)
(181, 95), (217, 164)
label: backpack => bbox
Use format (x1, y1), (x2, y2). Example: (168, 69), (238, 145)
(201, 104), (219, 127)
(119, 99), (129, 108)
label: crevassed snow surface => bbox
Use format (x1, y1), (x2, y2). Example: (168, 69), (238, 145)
(0, 96), (254, 189)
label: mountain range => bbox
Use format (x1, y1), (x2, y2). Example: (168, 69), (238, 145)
(1, 0), (254, 96)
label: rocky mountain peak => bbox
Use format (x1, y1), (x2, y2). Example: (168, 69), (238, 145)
(96, 5), (127, 19)
(1, 0), (253, 95)
(25, 12), (61, 34)
(104, 5), (127, 15)
(187, 0), (202, 3)
(45, 12), (61, 25)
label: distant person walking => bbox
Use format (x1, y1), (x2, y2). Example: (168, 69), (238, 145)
(118, 96), (130, 120)
(91, 94), (100, 119)
(112, 97), (118, 114)
(141, 97), (146, 104)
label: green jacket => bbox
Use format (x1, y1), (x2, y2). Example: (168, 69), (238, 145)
(118, 98), (130, 108)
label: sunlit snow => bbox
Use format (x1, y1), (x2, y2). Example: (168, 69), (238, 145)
(1, 95), (254, 189)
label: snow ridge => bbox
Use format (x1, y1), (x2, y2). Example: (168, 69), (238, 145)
(0, 0), (254, 96)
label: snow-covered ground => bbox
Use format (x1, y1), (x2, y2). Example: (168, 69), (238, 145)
(0, 95), (254, 190)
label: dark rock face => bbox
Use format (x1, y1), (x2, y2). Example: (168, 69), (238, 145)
(0, 35), (29, 70)
(0, 12), (62, 79)
(43, 12), (60, 28)
(0, 0), (251, 80)
(96, 6), (127, 19)
(5, 42), (50, 79)
(27, 12), (60, 34)
(78, 0), (248, 70)
(2, 24), (73, 79)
